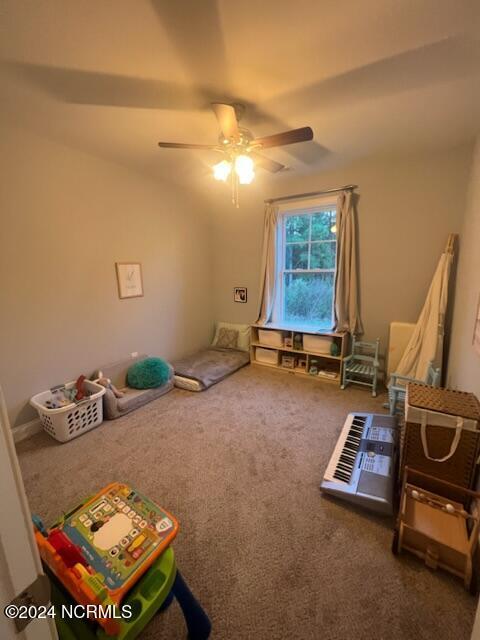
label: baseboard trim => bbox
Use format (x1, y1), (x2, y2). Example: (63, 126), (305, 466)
(13, 418), (42, 443)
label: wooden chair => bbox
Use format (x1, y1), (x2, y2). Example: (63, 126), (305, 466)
(341, 335), (380, 397)
(392, 467), (480, 594)
(388, 361), (440, 415)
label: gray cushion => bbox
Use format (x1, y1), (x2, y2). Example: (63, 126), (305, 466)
(172, 347), (250, 390)
(96, 355), (174, 419)
(105, 380), (174, 419)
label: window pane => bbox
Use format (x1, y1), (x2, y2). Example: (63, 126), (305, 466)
(285, 215), (309, 242)
(311, 211), (336, 241)
(285, 243), (309, 269)
(283, 272), (334, 328)
(311, 241), (336, 269)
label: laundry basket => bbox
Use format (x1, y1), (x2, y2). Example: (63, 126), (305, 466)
(30, 380), (106, 442)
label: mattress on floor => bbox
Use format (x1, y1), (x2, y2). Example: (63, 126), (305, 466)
(172, 347), (250, 391)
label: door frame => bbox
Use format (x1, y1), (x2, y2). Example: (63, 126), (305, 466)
(0, 385), (57, 640)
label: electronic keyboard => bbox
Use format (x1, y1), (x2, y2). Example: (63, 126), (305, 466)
(321, 413), (398, 515)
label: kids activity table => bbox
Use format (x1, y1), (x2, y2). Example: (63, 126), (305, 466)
(34, 482), (211, 639)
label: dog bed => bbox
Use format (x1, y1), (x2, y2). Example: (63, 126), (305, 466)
(172, 347), (250, 391)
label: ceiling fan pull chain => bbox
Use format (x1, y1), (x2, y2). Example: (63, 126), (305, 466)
(231, 171), (239, 208)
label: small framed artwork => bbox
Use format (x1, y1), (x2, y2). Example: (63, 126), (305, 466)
(234, 287), (247, 303)
(116, 262), (144, 299)
(473, 293), (480, 356)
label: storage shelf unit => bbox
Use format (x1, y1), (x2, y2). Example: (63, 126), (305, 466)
(250, 342), (343, 360)
(250, 324), (349, 386)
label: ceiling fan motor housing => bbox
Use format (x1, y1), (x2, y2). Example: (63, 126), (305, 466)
(219, 127), (254, 152)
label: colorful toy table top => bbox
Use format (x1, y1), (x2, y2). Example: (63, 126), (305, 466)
(58, 482), (178, 596)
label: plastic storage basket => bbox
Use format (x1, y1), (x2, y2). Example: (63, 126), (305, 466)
(303, 334), (333, 354)
(258, 329), (284, 348)
(255, 347), (280, 365)
(30, 380), (106, 443)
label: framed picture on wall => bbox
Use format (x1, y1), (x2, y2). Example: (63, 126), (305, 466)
(116, 262), (144, 299)
(473, 293), (480, 356)
(234, 287), (247, 303)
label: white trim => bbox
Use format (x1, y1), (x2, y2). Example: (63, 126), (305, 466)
(284, 268), (335, 274)
(284, 239), (336, 246)
(471, 600), (480, 639)
(0, 386), (57, 640)
(12, 418), (42, 443)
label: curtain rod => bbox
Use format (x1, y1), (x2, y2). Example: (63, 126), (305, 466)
(264, 184), (358, 205)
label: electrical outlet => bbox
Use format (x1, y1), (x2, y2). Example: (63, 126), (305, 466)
(131, 352), (138, 358)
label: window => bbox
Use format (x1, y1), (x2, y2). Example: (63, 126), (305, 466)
(279, 207), (337, 329)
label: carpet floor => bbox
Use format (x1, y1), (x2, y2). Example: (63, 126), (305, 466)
(17, 365), (476, 639)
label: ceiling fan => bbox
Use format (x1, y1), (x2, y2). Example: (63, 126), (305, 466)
(158, 102), (313, 206)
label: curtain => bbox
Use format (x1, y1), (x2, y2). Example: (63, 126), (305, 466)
(334, 191), (363, 334)
(257, 203), (280, 325)
(394, 248), (453, 380)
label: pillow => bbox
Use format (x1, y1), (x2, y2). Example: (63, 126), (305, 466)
(127, 357), (171, 389)
(215, 327), (239, 349)
(212, 322), (251, 352)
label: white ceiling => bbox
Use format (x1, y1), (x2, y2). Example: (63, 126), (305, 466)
(1, 0), (479, 193)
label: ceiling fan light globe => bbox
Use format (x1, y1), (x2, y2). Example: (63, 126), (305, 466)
(238, 169), (255, 185)
(213, 160), (232, 181)
(235, 154), (254, 175)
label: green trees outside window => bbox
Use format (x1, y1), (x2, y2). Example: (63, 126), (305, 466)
(283, 210), (336, 327)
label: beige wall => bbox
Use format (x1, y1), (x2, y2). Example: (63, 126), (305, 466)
(211, 146), (472, 367)
(1, 127), (475, 428)
(0, 124), (213, 427)
(448, 135), (480, 396)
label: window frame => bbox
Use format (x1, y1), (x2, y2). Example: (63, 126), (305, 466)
(274, 199), (338, 329)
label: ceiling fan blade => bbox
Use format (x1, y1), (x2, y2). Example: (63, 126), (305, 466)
(254, 126), (313, 149)
(251, 152), (286, 173)
(211, 103), (239, 140)
(158, 142), (220, 149)
(237, 104), (329, 164)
